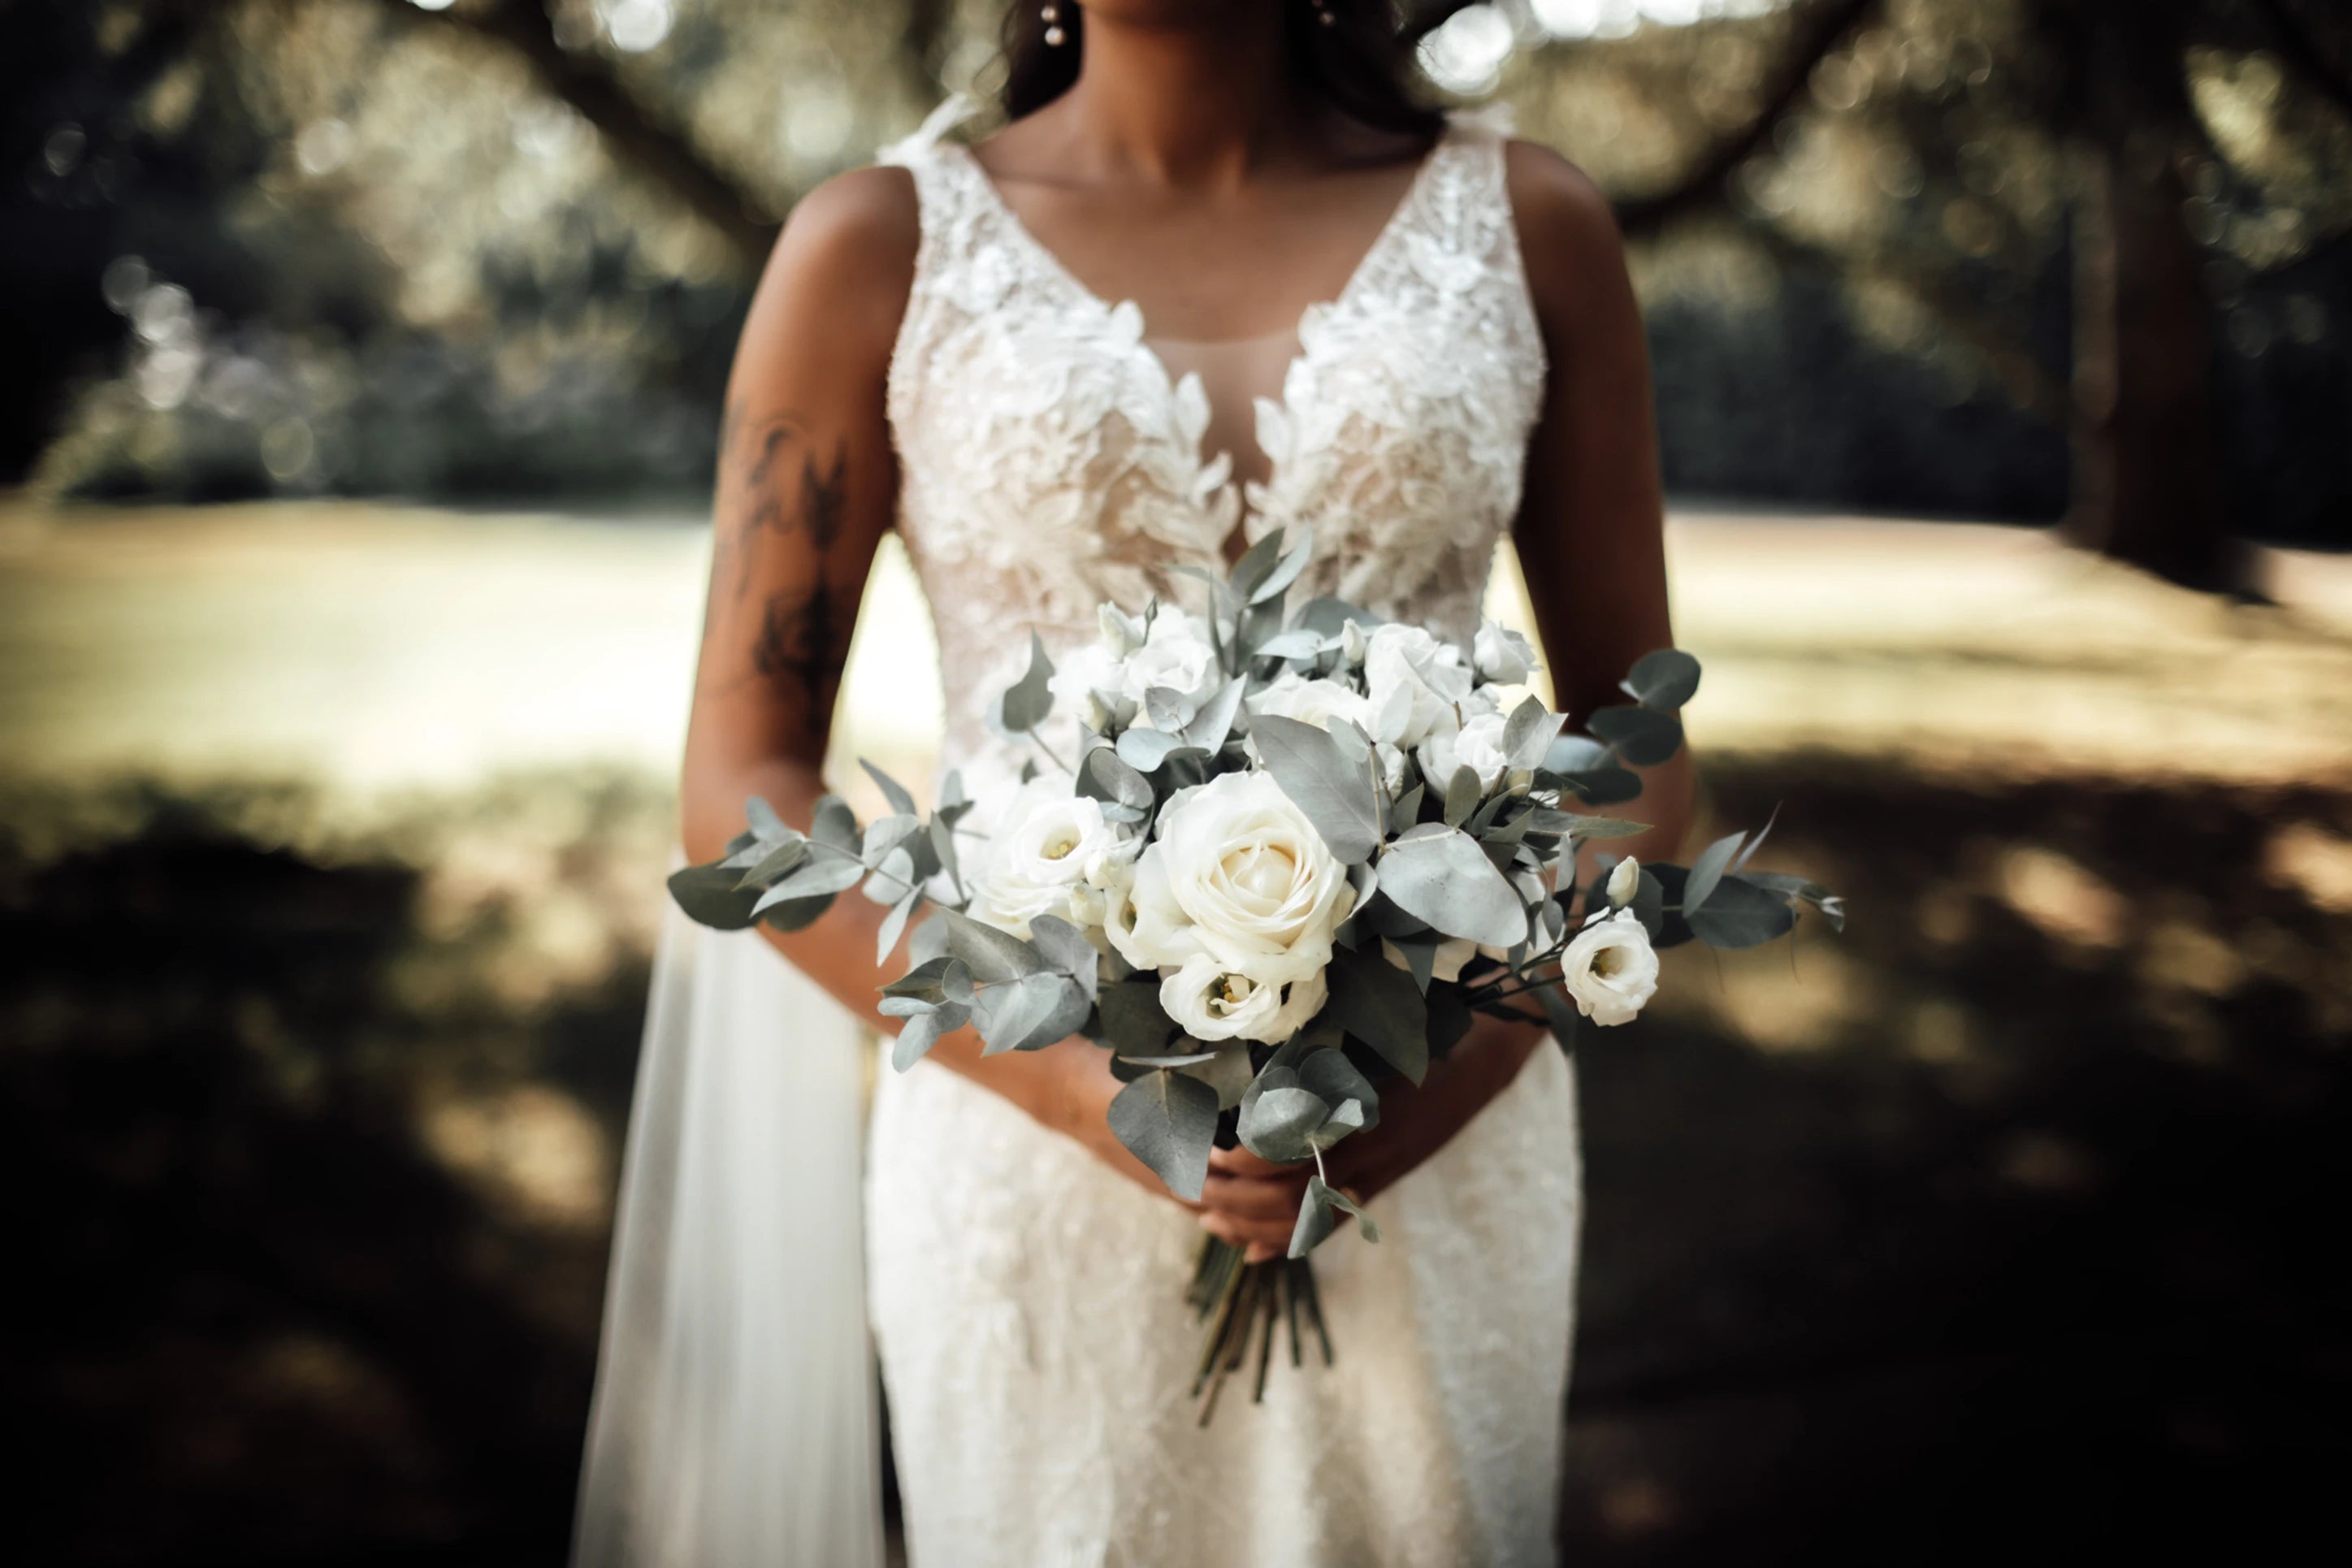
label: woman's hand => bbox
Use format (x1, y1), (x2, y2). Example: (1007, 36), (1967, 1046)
(1198, 1011), (1549, 1261)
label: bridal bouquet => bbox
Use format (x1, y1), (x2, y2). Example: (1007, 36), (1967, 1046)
(668, 527), (1841, 1418)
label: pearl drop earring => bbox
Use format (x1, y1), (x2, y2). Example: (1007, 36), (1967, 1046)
(1042, 3), (1067, 46)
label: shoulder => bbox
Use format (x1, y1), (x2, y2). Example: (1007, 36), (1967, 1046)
(1498, 138), (1638, 344)
(742, 164), (923, 366)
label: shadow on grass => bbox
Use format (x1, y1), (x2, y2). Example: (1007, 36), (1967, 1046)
(4, 761), (2346, 1564)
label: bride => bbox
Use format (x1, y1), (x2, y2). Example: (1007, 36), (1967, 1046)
(575, 2), (1691, 1564)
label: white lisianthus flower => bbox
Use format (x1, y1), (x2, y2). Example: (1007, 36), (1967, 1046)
(1046, 639), (1123, 713)
(1248, 671), (1375, 735)
(968, 782), (1122, 938)
(1606, 855), (1640, 908)
(1375, 741), (1412, 796)
(1159, 954), (1329, 1043)
(1338, 617), (1371, 669)
(1419, 709), (1513, 794)
(1558, 907), (1659, 1026)
(1363, 622), (1475, 747)
(1120, 609), (1220, 724)
(1474, 620), (1539, 686)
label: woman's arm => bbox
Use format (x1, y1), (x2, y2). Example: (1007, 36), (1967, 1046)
(682, 166), (1178, 1199)
(1201, 141), (1695, 1258)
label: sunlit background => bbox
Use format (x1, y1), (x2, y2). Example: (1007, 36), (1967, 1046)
(5, 2), (2348, 1564)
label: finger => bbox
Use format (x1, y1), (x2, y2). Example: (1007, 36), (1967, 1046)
(1198, 1210), (1295, 1255)
(1206, 1145), (1293, 1178)
(1200, 1172), (1313, 1220)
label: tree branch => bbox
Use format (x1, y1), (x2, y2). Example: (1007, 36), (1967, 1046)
(371, 0), (780, 272)
(1612, 0), (1885, 241)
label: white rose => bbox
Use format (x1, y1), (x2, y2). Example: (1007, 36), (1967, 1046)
(1363, 622), (1474, 747)
(1120, 609), (1220, 723)
(1559, 907), (1659, 1026)
(969, 783), (1121, 938)
(1248, 672), (1375, 735)
(1159, 954), (1329, 1044)
(1474, 621), (1539, 686)
(1107, 771), (1353, 993)
(1606, 855), (1640, 908)
(1419, 709), (1513, 794)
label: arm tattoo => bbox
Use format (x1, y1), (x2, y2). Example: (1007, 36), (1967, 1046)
(711, 398), (851, 605)
(705, 400), (860, 721)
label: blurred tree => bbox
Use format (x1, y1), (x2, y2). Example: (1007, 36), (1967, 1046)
(7, 0), (2346, 559)
(1507, 0), (2351, 588)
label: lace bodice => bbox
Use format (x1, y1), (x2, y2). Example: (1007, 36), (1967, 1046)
(878, 97), (1548, 777)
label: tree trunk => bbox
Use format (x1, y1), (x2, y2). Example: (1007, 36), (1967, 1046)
(2064, 13), (2239, 590)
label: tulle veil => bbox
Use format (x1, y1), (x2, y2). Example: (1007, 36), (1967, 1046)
(569, 853), (885, 1566)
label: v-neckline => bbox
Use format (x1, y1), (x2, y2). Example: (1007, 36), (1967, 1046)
(945, 130), (1453, 565)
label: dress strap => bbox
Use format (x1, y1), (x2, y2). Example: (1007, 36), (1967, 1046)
(877, 91), (983, 167)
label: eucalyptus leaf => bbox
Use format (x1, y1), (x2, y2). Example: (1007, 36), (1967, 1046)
(1378, 829), (1529, 948)
(1099, 981), (1181, 1055)
(973, 970), (1089, 1055)
(1297, 1049), (1380, 1133)
(860, 813), (921, 867)
(745, 795), (787, 840)
(1387, 782), (1426, 837)
(1503, 695), (1566, 770)
(1534, 977), (1582, 1046)
(1442, 765), (1481, 829)
(1176, 1046), (1257, 1110)
(1027, 913), (1100, 998)
(1144, 686), (1194, 733)
(1117, 726), (1187, 773)
(1081, 745), (1154, 813)
(1182, 676), (1247, 752)
(1226, 526), (1289, 602)
(1289, 596), (1381, 640)
(1308, 1097), (1367, 1151)
(1239, 1085), (1332, 1163)
(875, 888), (922, 965)
(1289, 1176), (1337, 1258)
(907, 908), (951, 966)
(1324, 1180), (1381, 1243)
(997, 632), (1058, 734)
(1249, 526), (1317, 605)
(1551, 765), (1644, 806)
(940, 907), (1042, 983)
(880, 955), (961, 1003)
(1107, 1070), (1219, 1201)
(753, 851), (867, 907)
(1622, 648), (1702, 711)
(1587, 705), (1685, 767)
(667, 861), (763, 930)
(1250, 714), (1383, 863)
(731, 835), (809, 890)
(1321, 941), (1430, 1084)
(1680, 829), (1746, 918)
(756, 890), (836, 933)
(810, 794), (860, 853)
(1251, 629), (1328, 661)
(859, 758), (919, 817)
(1686, 874), (1799, 949)
(890, 1003), (967, 1072)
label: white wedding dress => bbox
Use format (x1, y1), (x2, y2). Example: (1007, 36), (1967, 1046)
(575, 97), (1583, 1568)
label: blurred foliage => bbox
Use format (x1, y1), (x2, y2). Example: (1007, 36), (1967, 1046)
(2, 0), (2347, 534)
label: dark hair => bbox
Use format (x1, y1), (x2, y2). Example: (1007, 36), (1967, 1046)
(998, 2), (1451, 138)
